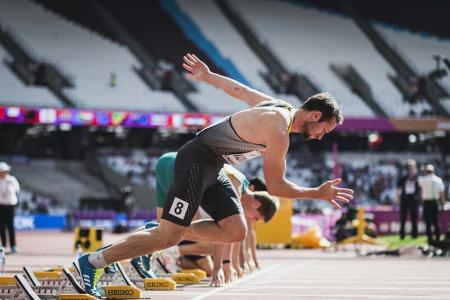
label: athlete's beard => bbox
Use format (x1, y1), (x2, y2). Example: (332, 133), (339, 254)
(301, 121), (314, 139)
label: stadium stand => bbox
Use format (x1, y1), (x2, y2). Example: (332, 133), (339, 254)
(97, 149), (450, 209)
(103, 151), (159, 188)
(99, 0), (243, 114)
(98, 0), (221, 76)
(175, 0), (300, 106)
(158, 0), (249, 113)
(0, 0), (185, 112)
(0, 0), (446, 116)
(32, 0), (245, 114)
(0, 44), (62, 107)
(228, 0), (427, 117)
(36, 0), (121, 44)
(376, 24), (450, 96)
(232, 151), (450, 208)
(10, 159), (109, 209)
(441, 98), (450, 113)
(16, 188), (60, 214)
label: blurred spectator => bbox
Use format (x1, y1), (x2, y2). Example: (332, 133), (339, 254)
(0, 162), (20, 253)
(418, 164), (446, 243)
(410, 76), (428, 103)
(101, 149), (450, 213)
(103, 151), (159, 188)
(156, 60), (175, 90)
(396, 160), (420, 239)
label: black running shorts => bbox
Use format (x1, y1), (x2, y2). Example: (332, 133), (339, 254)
(161, 138), (243, 227)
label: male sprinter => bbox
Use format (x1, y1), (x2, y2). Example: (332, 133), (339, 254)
(152, 153), (277, 285)
(98, 154), (277, 286)
(78, 53), (353, 296)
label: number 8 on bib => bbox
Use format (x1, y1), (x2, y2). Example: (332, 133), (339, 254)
(169, 197), (189, 220)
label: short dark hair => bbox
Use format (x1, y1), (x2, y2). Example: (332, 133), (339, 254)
(301, 92), (343, 124)
(253, 191), (279, 223)
(249, 177), (267, 191)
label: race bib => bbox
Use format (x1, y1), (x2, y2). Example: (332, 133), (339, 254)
(222, 150), (264, 165)
(404, 181), (416, 194)
(169, 197), (189, 220)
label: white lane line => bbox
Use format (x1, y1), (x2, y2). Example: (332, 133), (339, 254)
(270, 275), (450, 280)
(244, 280), (450, 285)
(230, 286), (450, 292)
(189, 264), (279, 300)
(213, 293), (450, 299)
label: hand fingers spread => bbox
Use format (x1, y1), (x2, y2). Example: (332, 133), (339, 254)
(337, 187), (354, 195)
(334, 196), (349, 203)
(183, 55), (195, 66)
(192, 53), (201, 62)
(182, 63), (193, 71)
(337, 192), (353, 200)
(330, 199), (341, 208)
(187, 53), (197, 62)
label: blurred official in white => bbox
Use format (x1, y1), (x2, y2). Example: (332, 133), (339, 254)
(0, 162), (20, 253)
(418, 164), (446, 243)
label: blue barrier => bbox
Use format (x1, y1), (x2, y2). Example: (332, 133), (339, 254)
(15, 214), (66, 230)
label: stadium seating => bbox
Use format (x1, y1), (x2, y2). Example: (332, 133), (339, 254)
(175, 0), (303, 112)
(376, 24), (450, 96)
(441, 98), (450, 113)
(0, 0), (446, 117)
(0, 0), (185, 112)
(0, 44), (62, 107)
(10, 159), (109, 209)
(103, 152), (159, 188)
(228, 0), (423, 117)
(176, 0), (273, 94)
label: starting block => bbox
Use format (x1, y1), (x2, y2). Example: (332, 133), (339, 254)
(143, 278), (176, 290)
(34, 271), (63, 279)
(57, 294), (98, 300)
(21, 266), (98, 300)
(64, 267), (147, 299)
(0, 275), (18, 300)
(171, 273), (200, 284)
(0, 275), (16, 285)
(103, 285), (141, 299)
(180, 269), (207, 281)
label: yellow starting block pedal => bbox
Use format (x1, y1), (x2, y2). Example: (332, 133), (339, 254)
(171, 273), (200, 284)
(34, 271), (62, 279)
(181, 269), (207, 280)
(58, 294), (99, 300)
(0, 276), (16, 286)
(103, 285), (141, 299)
(143, 278), (176, 290)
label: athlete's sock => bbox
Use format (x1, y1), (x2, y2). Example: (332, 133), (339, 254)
(88, 250), (108, 268)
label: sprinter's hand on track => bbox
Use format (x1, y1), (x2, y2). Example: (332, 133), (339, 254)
(223, 264), (236, 284)
(317, 178), (353, 208)
(210, 268), (225, 287)
(182, 53), (210, 81)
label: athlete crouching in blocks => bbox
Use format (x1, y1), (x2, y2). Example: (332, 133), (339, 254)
(77, 53), (354, 296)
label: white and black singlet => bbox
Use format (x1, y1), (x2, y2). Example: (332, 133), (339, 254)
(161, 101), (294, 226)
